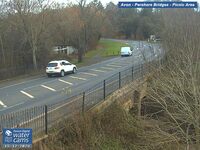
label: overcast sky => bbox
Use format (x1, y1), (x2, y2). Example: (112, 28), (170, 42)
(56, 0), (118, 6)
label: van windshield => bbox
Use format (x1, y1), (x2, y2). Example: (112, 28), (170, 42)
(121, 47), (130, 51)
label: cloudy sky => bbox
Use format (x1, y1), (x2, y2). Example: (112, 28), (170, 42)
(56, 0), (118, 6)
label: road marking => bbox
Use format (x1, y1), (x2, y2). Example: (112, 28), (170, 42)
(80, 72), (98, 76)
(110, 62), (122, 64)
(101, 67), (115, 70)
(0, 77), (43, 90)
(0, 101), (25, 112)
(107, 64), (122, 68)
(110, 62), (127, 66)
(90, 69), (106, 73)
(41, 85), (56, 92)
(58, 79), (73, 85)
(15, 95), (83, 127)
(122, 61), (132, 64)
(69, 76), (87, 81)
(23, 79), (57, 90)
(0, 100), (7, 108)
(20, 90), (34, 99)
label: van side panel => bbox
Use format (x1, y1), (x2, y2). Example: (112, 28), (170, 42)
(120, 47), (132, 57)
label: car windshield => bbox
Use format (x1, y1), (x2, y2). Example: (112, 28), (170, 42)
(47, 63), (57, 67)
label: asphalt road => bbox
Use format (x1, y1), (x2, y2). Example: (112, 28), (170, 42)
(0, 40), (162, 115)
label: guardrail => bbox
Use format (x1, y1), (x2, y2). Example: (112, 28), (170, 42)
(0, 52), (165, 142)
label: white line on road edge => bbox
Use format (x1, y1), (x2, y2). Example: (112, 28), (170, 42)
(101, 67), (115, 70)
(80, 72), (98, 76)
(15, 95), (82, 127)
(20, 90), (35, 99)
(0, 78), (43, 90)
(110, 62), (122, 65)
(0, 100), (7, 107)
(107, 64), (122, 68)
(0, 101), (25, 112)
(69, 76), (87, 81)
(121, 61), (132, 64)
(90, 69), (106, 73)
(58, 79), (73, 85)
(41, 85), (56, 92)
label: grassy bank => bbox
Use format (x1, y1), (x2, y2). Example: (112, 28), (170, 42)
(85, 39), (128, 58)
(33, 104), (178, 150)
(70, 39), (128, 67)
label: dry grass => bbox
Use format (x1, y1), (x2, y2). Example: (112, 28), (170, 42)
(33, 103), (178, 150)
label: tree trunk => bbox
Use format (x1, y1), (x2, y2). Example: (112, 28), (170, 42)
(0, 35), (6, 65)
(78, 47), (83, 63)
(32, 45), (38, 70)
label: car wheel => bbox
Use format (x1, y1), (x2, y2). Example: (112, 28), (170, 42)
(73, 67), (77, 74)
(60, 70), (65, 77)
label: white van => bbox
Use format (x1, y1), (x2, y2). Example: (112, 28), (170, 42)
(120, 47), (132, 57)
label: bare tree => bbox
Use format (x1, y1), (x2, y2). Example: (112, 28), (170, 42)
(0, 0), (6, 65)
(148, 9), (200, 150)
(7, 0), (52, 70)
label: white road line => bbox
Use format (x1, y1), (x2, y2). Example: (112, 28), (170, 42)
(90, 69), (106, 73)
(101, 67), (115, 70)
(80, 72), (98, 76)
(0, 101), (25, 111)
(15, 95), (82, 127)
(0, 100), (7, 108)
(120, 61), (132, 64)
(109, 63), (126, 66)
(69, 76), (87, 81)
(23, 79), (57, 90)
(107, 64), (122, 68)
(0, 78), (43, 90)
(41, 85), (56, 92)
(20, 90), (35, 99)
(58, 79), (73, 85)
(110, 62), (121, 65)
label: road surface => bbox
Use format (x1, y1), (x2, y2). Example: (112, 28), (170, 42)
(0, 40), (162, 115)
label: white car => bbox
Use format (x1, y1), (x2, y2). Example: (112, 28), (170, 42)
(46, 60), (77, 77)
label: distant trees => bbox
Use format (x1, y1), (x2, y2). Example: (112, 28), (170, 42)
(47, 0), (105, 62)
(0, 0), (167, 79)
(75, 0), (105, 62)
(102, 4), (162, 40)
(0, 0), (52, 76)
(7, 0), (52, 70)
(0, 0), (105, 79)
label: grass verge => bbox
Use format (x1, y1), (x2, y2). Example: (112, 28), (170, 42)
(68, 39), (129, 67)
(85, 39), (129, 58)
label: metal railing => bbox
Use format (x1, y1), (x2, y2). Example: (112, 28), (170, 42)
(0, 52), (165, 142)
